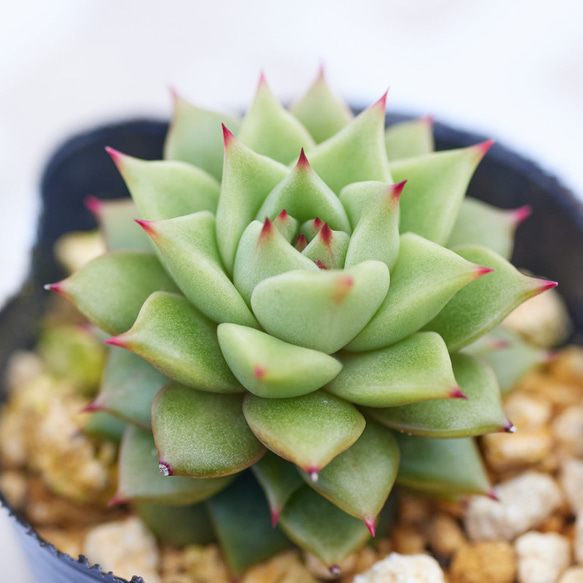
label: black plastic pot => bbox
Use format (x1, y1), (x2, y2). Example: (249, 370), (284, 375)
(1, 114), (582, 582)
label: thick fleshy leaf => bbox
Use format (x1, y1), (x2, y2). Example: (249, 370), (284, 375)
(367, 353), (509, 438)
(251, 261), (390, 354)
(447, 197), (531, 259)
(256, 150), (351, 232)
(299, 421), (399, 534)
(279, 486), (370, 570)
(251, 452), (304, 526)
(86, 197), (151, 251)
(243, 391), (365, 478)
(346, 234), (488, 352)
(384, 117), (434, 161)
(83, 411), (126, 443)
(328, 332), (460, 407)
(138, 212), (257, 327)
(109, 150), (221, 220)
(164, 93), (240, 181)
(301, 223), (350, 270)
(342, 181), (404, 270)
(218, 324), (342, 398)
(46, 252), (180, 336)
(208, 472), (291, 576)
(136, 502), (215, 546)
(290, 70), (354, 143)
(238, 75), (315, 164)
(424, 245), (558, 351)
(272, 209), (299, 242)
(88, 347), (167, 429)
(233, 219), (318, 304)
(308, 95), (392, 194)
(106, 292), (241, 393)
(115, 426), (232, 505)
(392, 142), (493, 244)
(215, 128), (288, 273)
(394, 433), (491, 498)
(153, 383), (265, 478)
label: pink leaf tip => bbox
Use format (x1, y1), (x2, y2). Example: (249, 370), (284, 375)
(319, 223), (333, 247)
(316, 62), (326, 81)
(486, 488), (500, 501)
(43, 281), (66, 296)
(259, 217), (274, 242)
(538, 279), (558, 292)
(270, 508), (280, 528)
(329, 565), (341, 577)
(419, 114), (435, 128)
(449, 387), (468, 400)
(159, 461), (173, 476)
(296, 148), (311, 169)
(364, 518), (376, 537)
(107, 494), (126, 508)
(105, 146), (125, 167)
(296, 233), (307, 252)
(258, 70), (268, 87)
(134, 219), (157, 237)
(313, 217), (324, 230)
(373, 89), (389, 111)
(222, 123), (236, 148)
(473, 139), (495, 160)
(391, 180), (407, 203)
(306, 466), (320, 482)
(475, 266), (495, 279)
(84, 196), (103, 216)
(103, 335), (129, 349)
(80, 400), (101, 414)
(504, 420), (517, 433)
(513, 205), (532, 225)
(276, 209), (289, 221)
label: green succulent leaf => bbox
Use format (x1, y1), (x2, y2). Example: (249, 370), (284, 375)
(139, 212), (257, 327)
(251, 261), (390, 354)
(447, 197), (530, 260)
(393, 142), (492, 244)
(347, 233), (485, 352)
(251, 452), (304, 525)
(233, 219), (318, 305)
(272, 209), (299, 242)
(218, 324), (342, 398)
(82, 411), (126, 443)
(164, 93), (241, 181)
(90, 347), (167, 429)
(50, 252), (180, 336)
(208, 472), (291, 576)
(308, 96), (392, 194)
(290, 72), (354, 144)
(136, 501), (215, 546)
(279, 486), (370, 570)
(108, 292), (241, 393)
(153, 383), (265, 478)
(368, 353), (509, 437)
(243, 391), (365, 477)
(298, 421), (399, 533)
(424, 245), (557, 351)
(115, 426), (233, 505)
(238, 77), (315, 164)
(394, 433), (491, 498)
(215, 128), (289, 273)
(328, 332), (459, 407)
(301, 223), (350, 270)
(385, 117), (434, 161)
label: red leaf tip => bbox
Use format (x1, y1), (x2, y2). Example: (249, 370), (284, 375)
(134, 219), (157, 236)
(258, 70), (268, 87)
(391, 180), (407, 203)
(84, 196), (102, 216)
(486, 488), (500, 501)
(296, 148), (311, 169)
(105, 146), (125, 167)
(222, 123), (236, 148)
(259, 217), (275, 242)
(313, 217), (324, 229)
(296, 233), (307, 252)
(473, 139), (495, 160)
(107, 494), (126, 508)
(276, 209), (289, 222)
(364, 518), (376, 537)
(103, 335), (129, 349)
(159, 461), (173, 476)
(270, 508), (280, 528)
(254, 365), (266, 379)
(538, 279), (558, 292)
(306, 466), (320, 482)
(449, 387), (468, 400)
(329, 565), (341, 577)
(504, 420), (517, 433)
(80, 401), (102, 414)
(475, 266), (495, 279)
(319, 223), (333, 247)
(44, 281), (66, 296)
(514, 205), (532, 225)
(373, 89), (389, 111)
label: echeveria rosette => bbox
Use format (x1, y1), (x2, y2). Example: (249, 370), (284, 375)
(45, 72), (557, 575)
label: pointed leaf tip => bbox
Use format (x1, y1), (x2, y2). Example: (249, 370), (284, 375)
(103, 335), (128, 349)
(159, 461), (173, 476)
(475, 266), (495, 279)
(105, 146), (124, 167)
(487, 488), (500, 501)
(221, 123), (236, 148)
(504, 420), (517, 433)
(259, 217), (275, 241)
(308, 468), (320, 482)
(84, 196), (102, 215)
(80, 401), (102, 414)
(539, 279), (558, 292)
(296, 233), (307, 251)
(473, 139), (495, 160)
(277, 209), (289, 221)
(391, 180), (407, 202)
(329, 565), (341, 577)
(420, 114), (435, 128)
(271, 508), (280, 528)
(514, 205), (532, 225)
(107, 494), (126, 507)
(320, 223), (333, 247)
(134, 219), (156, 236)
(374, 90), (389, 111)
(44, 282), (66, 296)
(317, 62), (326, 81)
(449, 387), (468, 400)
(258, 70), (268, 87)
(364, 518), (376, 537)
(296, 148), (311, 169)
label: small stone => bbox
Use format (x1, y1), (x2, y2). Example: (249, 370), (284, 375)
(552, 346), (583, 384)
(504, 394), (552, 432)
(375, 538), (394, 559)
(305, 552), (356, 580)
(84, 517), (161, 583)
(538, 514), (565, 534)
(426, 513), (466, 559)
(560, 458), (583, 513)
(530, 378), (583, 410)
(465, 472), (563, 541)
(559, 567), (583, 583)
(5, 351), (44, 393)
(0, 471), (28, 508)
(352, 547), (378, 578)
(553, 406), (583, 458)
(482, 430), (552, 471)
(398, 492), (432, 526)
(243, 551), (317, 583)
(515, 532), (571, 583)
(449, 541), (516, 583)
(353, 553), (444, 583)
(575, 515), (583, 564)
(392, 524), (427, 555)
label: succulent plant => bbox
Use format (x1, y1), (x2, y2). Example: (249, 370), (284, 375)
(45, 71), (556, 575)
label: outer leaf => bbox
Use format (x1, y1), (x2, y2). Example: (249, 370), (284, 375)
(233, 219), (318, 305)
(447, 197), (531, 259)
(394, 433), (491, 498)
(164, 93), (241, 181)
(243, 391), (365, 477)
(106, 292), (241, 393)
(346, 234), (487, 352)
(424, 245), (558, 351)
(82, 412), (126, 443)
(385, 117), (434, 161)
(89, 347), (168, 429)
(328, 332), (460, 407)
(238, 76), (315, 164)
(115, 426), (232, 505)
(393, 142), (492, 244)
(251, 452), (304, 526)
(256, 150), (351, 232)
(301, 223), (350, 270)
(218, 324), (342, 398)
(308, 95), (392, 193)
(272, 209), (299, 242)
(251, 261), (390, 354)
(290, 70), (354, 143)
(298, 421), (399, 534)
(215, 128), (288, 273)
(279, 486), (370, 570)
(367, 353), (509, 438)
(207, 472), (291, 576)
(47, 252), (180, 336)
(138, 212), (257, 327)
(152, 383), (265, 478)
(109, 150), (220, 220)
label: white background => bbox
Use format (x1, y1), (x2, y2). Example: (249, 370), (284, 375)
(0, 1), (582, 581)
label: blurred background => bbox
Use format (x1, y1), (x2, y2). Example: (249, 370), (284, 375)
(0, 0), (582, 579)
